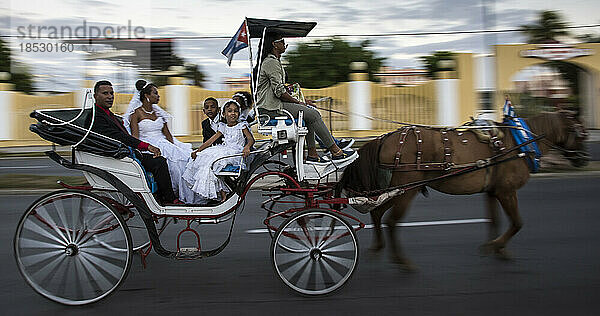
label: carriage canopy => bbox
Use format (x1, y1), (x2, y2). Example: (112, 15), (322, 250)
(246, 18), (316, 38)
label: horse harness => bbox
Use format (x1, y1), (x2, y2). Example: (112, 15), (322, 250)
(378, 124), (511, 173)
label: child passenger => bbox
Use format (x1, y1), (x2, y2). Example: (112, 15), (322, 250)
(232, 91), (255, 125)
(183, 100), (255, 202)
(201, 97), (223, 145)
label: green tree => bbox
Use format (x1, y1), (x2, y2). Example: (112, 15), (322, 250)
(519, 10), (570, 44)
(419, 51), (455, 79)
(577, 33), (600, 43)
(284, 38), (385, 89)
(0, 38), (34, 93)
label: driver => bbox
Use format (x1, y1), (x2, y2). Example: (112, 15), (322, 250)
(255, 31), (356, 164)
(91, 80), (182, 205)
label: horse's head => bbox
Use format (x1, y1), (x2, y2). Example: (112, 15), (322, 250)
(552, 110), (590, 167)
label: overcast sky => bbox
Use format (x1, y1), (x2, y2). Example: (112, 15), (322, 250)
(1, 0), (599, 92)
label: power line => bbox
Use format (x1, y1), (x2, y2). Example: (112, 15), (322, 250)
(1, 24), (599, 40)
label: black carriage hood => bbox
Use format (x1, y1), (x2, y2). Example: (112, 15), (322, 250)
(246, 18), (316, 38)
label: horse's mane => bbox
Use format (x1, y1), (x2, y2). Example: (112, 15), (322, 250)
(525, 111), (567, 145)
(338, 136), (384, 193)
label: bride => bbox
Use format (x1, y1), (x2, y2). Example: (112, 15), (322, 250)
(123, 80), (197, 203)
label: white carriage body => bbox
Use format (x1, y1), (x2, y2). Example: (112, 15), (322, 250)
(75, 150), (239, 220)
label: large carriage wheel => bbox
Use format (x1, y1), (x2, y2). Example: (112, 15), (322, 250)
(14, 190), (133, 305)
(271, 209), (358, 295)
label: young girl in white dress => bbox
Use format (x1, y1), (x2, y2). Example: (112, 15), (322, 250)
(183, 100), (255, 202)
(124, 80), (196, 203)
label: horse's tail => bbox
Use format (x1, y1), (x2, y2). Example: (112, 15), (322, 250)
(337, 137), (383, 196)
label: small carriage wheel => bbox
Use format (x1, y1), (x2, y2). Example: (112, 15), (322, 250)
(14, 189), (133, 305)
(271, 209), (358, 296)
(94, 190), (167, 251)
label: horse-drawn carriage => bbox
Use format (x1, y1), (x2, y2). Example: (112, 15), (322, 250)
(13, 18), (591, 306)
(14, 19), (364, 305)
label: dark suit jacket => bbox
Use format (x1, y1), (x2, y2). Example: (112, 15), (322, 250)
(201, 118), (223, 144)
(90, 105), (144, 149)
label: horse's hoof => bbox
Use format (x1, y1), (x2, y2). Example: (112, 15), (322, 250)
(479, 242), (495, 256)
(391, 256), (418, 272)
(369, 242), (385, 252)
(494, 248), (512, 261)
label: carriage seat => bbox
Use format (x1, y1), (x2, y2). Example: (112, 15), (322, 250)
(30, 108), (130, 159)
(31, 108), (157, 192)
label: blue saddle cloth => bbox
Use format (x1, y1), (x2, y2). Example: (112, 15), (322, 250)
(504, 118), (542, 172)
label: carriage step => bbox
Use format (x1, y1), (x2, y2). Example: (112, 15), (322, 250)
(175, 248), (202, 260)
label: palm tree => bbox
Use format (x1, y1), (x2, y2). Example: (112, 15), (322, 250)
(519, 10), (570, 44)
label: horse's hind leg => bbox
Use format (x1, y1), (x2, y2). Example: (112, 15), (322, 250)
(386, 191), (418, 271)
(484, 190), (523, 259)
(369, 206), (387, 252)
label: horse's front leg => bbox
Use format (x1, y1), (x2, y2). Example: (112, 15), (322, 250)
(482, 190), (522, 259)
(485, 192), (500, 242)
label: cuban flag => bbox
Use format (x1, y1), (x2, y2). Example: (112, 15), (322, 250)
(221, 21), (249, 66)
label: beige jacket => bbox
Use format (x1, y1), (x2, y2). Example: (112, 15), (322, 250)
(256, 54), (287, 112)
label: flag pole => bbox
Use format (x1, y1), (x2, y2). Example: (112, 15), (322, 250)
(244, 17), (256, 103)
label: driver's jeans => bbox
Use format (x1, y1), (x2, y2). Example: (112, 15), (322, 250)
(262, 102), (335, 149)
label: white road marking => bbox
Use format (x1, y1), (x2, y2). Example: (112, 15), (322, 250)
(245, 218), (490, 234)
(0, 166), (49, 169)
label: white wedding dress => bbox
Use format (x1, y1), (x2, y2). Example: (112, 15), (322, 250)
(137, 118), (196, 203)
(182, 122), (248, 200)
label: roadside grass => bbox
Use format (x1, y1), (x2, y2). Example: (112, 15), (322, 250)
(0, 174), (87, 189)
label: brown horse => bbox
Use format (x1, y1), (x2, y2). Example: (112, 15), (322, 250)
(339, 111), (589, 270)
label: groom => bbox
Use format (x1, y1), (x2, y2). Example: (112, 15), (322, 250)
(92, 80), (180, 205)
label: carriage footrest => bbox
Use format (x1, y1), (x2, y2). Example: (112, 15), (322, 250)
(175, 248), (202, 260)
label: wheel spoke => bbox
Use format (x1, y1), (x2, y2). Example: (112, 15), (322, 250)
(30, 252), (66, 281)
(73, 256), (97, 299)
(77, 253), (115, 290)
(295, 259), (314, 290)
(280, 256), (310, 280)
(22, 220), (67, 246)
(80, 252), (125, 280)
(315, 216), (333, 247)
(32, 206), (69, 245)
(274, 251), (307, 266)
(81, 246), (128, 261)
(20, 250), (63, 267)
(318, 229), (348, 250)
(322, 254), (354, 270)
(318, 256), (343, 282)
(321, 240), (355, 253)
(71, 196), (84, 242)
(53, 199), (73, 243)
(19, 237), (65, 249)
(314, 258), (326, 290)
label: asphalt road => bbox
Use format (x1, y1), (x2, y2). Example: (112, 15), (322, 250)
(2, 175), (599, 315)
